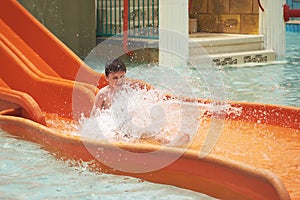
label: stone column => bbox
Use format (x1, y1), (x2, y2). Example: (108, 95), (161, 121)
(159, 0), (189, 67)
(259, 0), (286, 58)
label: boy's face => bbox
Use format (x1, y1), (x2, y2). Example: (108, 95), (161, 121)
(106, 71), (126, 88)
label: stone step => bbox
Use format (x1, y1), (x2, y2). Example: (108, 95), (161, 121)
(189, 33), (264, 56)
(190, 49), (276, 66)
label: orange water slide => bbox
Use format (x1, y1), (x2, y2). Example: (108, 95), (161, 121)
(0, 0), (108, 119)
(0, 33), (93, 119)
(0, 78), (46, 125)
(0, 1), (297, 199)
(0, 0), (107, 86)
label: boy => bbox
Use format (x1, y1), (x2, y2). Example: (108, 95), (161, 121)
(91, 58), (190, 146)
(92, 58), (127, 112)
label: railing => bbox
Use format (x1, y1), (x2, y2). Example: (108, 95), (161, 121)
(287, 0), (300, 9)
(284, 0), (300, 22)
(96, 0), (159, 39)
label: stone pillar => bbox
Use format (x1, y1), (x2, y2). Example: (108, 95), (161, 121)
(259, 0), (286, 58)
(159, 0), (189, 67)
(18, 0), (96, 59)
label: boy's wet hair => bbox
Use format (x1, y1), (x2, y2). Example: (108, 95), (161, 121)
(105, 58), (126, 77)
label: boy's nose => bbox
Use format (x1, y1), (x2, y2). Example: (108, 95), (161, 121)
(117, 77), (124, 84)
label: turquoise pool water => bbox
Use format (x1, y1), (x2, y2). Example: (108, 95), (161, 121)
(0, 131), (213, 200)
(124, 32), (300, 108)
(0, 32), (299, 199)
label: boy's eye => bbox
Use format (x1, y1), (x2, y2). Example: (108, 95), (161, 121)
(113, 75), (125, 80)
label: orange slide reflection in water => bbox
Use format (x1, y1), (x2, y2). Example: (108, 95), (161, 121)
(0, 0), (299, 199)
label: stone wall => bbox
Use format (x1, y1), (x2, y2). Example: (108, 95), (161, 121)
(189, 0), (259, 34)
(18, 0), (96, 59)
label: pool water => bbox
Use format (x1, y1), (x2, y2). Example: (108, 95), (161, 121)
(0, 131), (214, 200)
(124, 32), (300, 108)
(0, 32), (299, 199)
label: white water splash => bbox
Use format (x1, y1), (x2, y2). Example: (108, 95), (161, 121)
(77, 84), (203, 146)
(77, 84), (242, 147)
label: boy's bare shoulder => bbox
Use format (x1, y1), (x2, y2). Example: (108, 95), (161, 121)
(97, 86), (110, 96)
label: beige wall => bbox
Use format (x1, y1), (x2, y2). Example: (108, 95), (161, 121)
(190, 0), (259, 34)
(18, 0), (96, 59)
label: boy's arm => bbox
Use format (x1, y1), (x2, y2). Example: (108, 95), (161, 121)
(91, 90), (106, 116)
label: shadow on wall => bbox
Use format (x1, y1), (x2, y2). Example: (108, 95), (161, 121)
(18, 0), (96, 59)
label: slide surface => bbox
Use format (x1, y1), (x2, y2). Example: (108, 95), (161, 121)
(0, 1), (299, 199)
